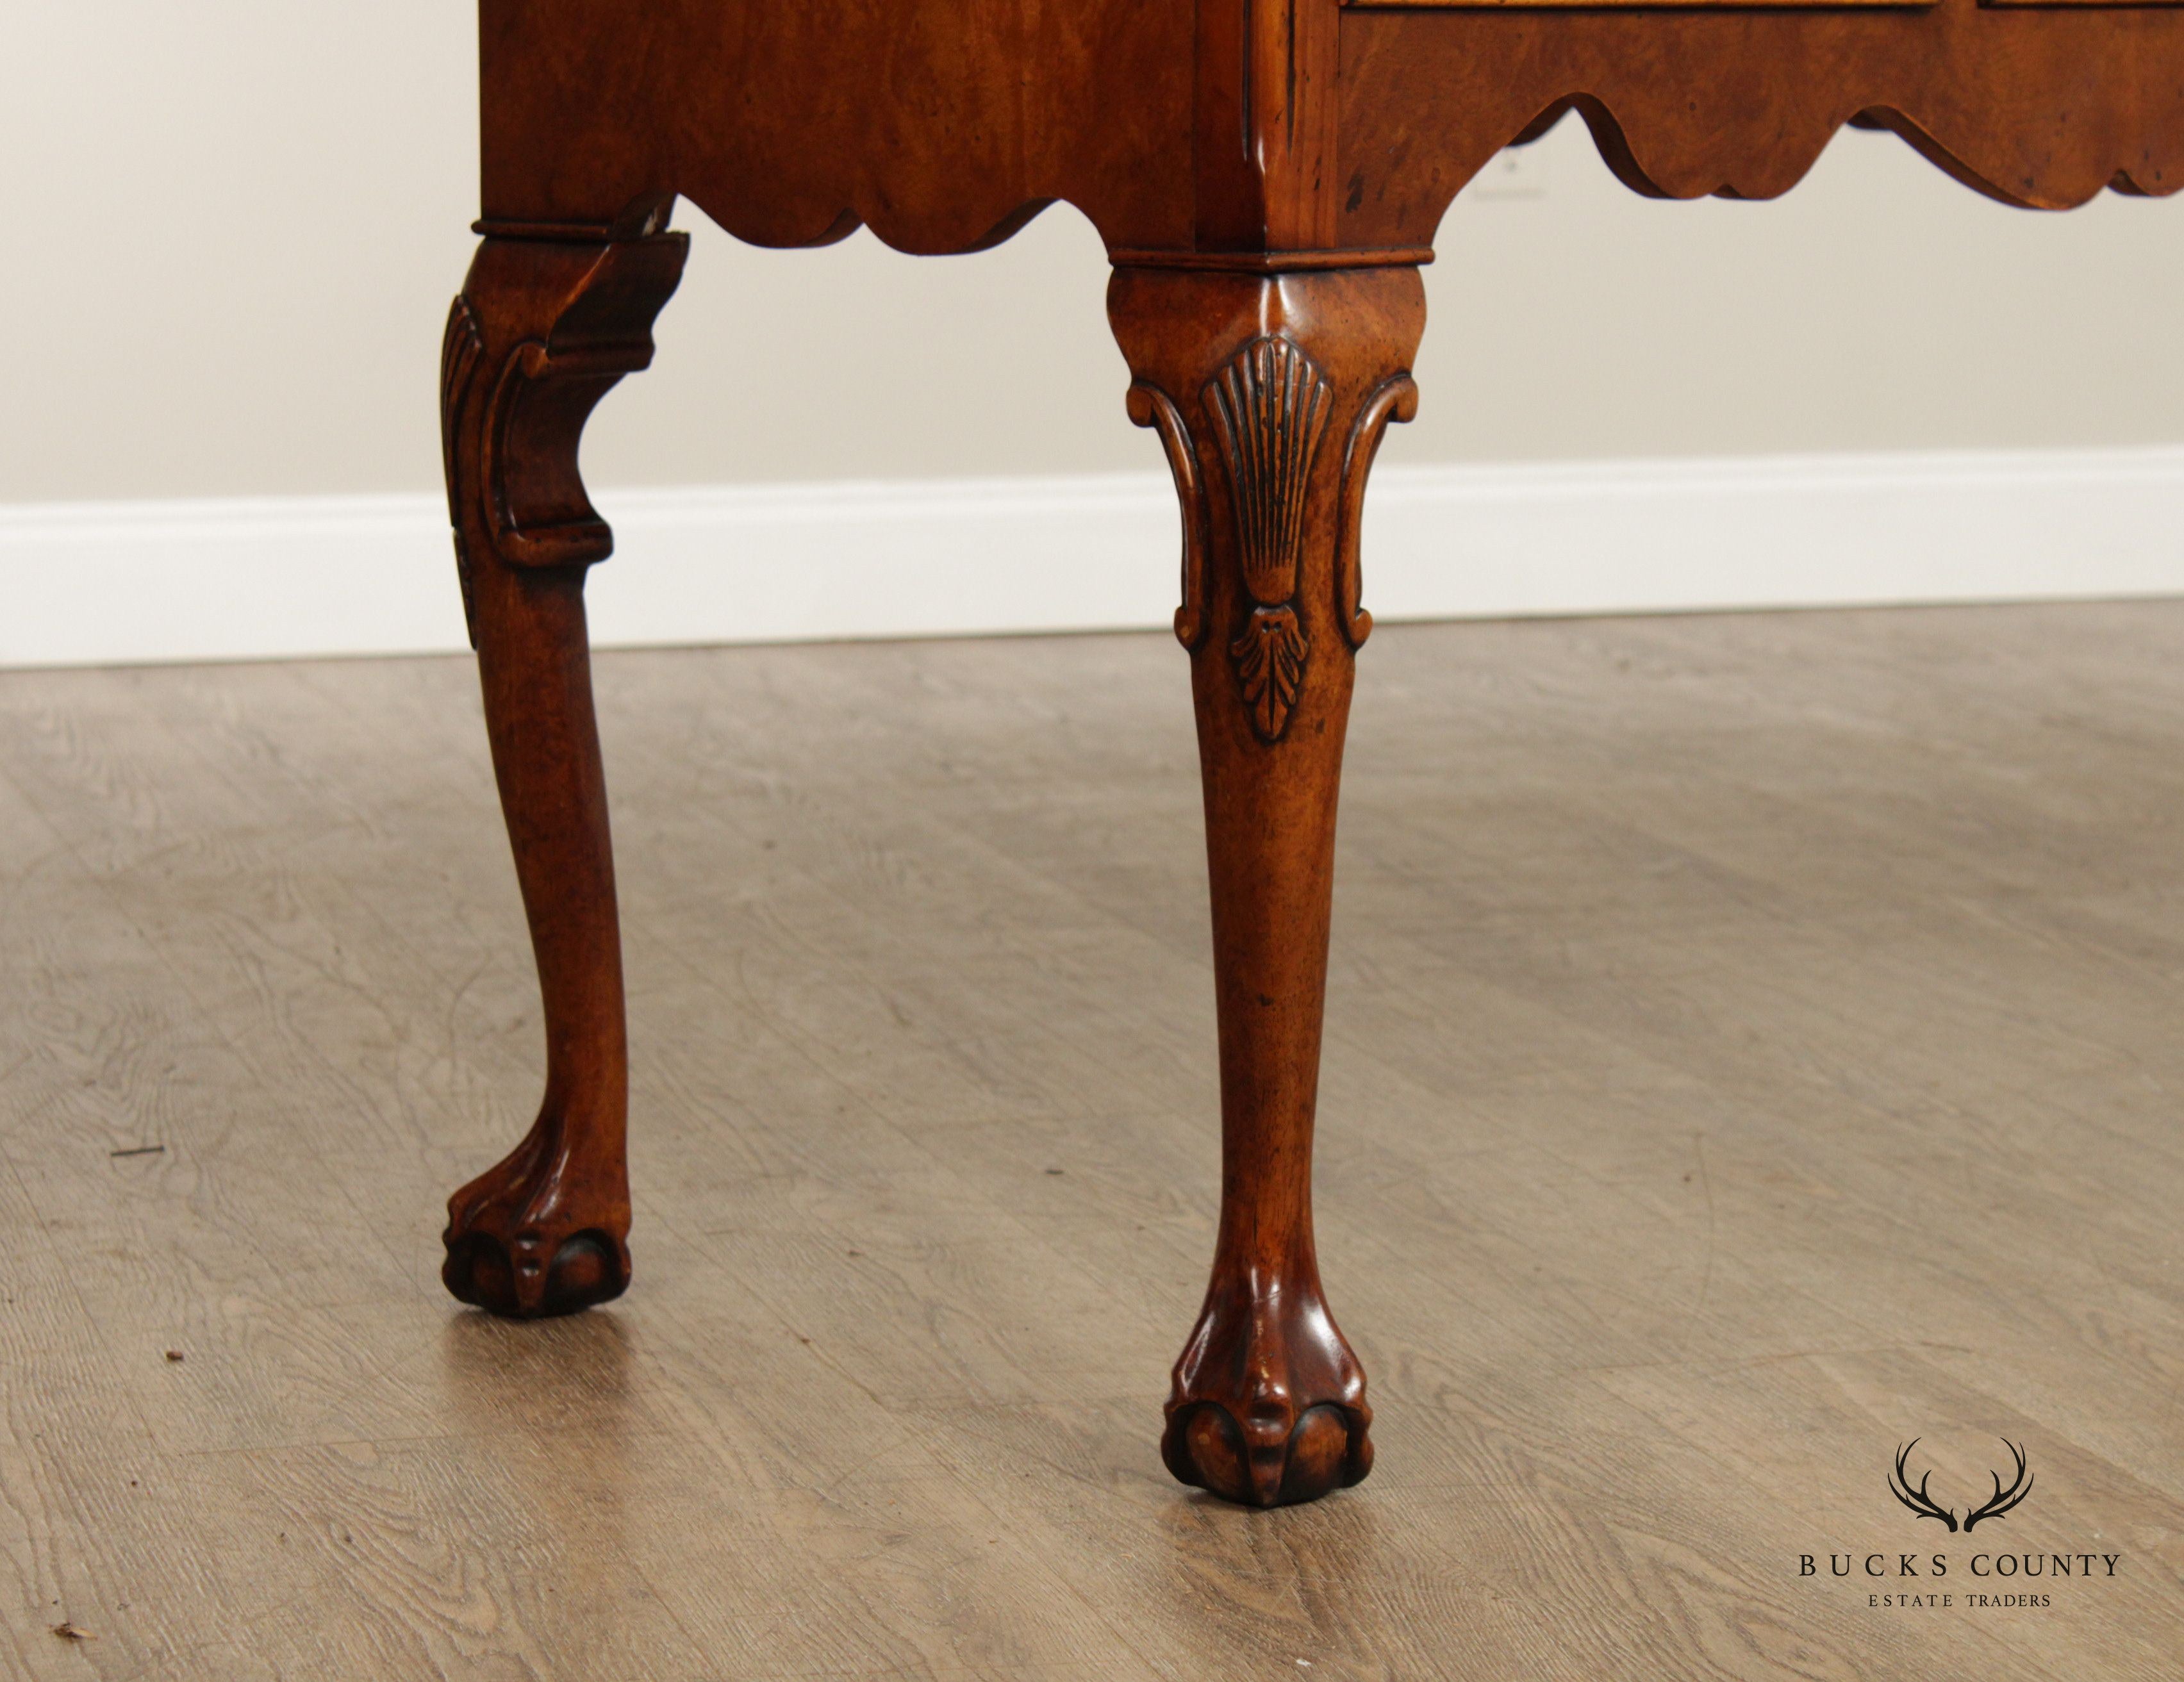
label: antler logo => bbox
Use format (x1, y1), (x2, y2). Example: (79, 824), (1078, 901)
(1889, 1437), (2034, 1533)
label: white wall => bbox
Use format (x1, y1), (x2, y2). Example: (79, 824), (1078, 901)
(9, 3), (2184, 503)
(1, 6), (2181, 663)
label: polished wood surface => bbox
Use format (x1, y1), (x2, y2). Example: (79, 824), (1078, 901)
(1337, 11), (2184, 222)
(4, 610), (2183, 1674)
(1109, 265), (1427, 1503)
(438, 234), (689, 1317)
(449, 0), (2184, 1504)
(474, 0), (2184, 250)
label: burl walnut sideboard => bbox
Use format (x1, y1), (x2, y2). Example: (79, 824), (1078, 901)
(434, 0), (2184, 1507)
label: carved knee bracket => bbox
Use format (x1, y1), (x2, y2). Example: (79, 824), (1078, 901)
(441, 235), (690, 638)
(1111, 264), (1422, 1506)
(1111, 265), (1423, 744)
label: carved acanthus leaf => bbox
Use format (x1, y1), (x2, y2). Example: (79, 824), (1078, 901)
(1231, 606), (1311, 743)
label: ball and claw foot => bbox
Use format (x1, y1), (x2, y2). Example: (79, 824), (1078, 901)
(1163, 1398), (1373, 1508)
(1159, 1280), (1374, 1508)
(441, 1125), (630, 1319)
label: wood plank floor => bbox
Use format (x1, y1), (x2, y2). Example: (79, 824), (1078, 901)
(1, 604), (2181, 1680)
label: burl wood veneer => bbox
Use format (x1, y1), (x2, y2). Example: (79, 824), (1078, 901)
(438, 0), (2184, 1506)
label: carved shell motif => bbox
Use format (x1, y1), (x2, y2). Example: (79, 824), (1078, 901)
(1206, 336), (1333, 743)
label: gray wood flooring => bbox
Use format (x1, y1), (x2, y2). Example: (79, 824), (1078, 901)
(1, 604), (2180, 1679)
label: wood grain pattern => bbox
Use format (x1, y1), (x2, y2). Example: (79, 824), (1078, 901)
(1337, 6), (2184, 231)
(468, 0), (2184, 260)
(9, 606), (2184, 1670)
(437, 234), (689, 1320)
(476, 0), (1195, 251)
(1110, 265), (1427, 1503)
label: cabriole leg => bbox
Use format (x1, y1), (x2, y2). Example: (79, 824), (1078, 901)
(1108, 261), (1425, 1506)
(436, 231), (688, 1317)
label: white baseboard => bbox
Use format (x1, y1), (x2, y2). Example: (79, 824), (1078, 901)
(4, 447), (2181, 668)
